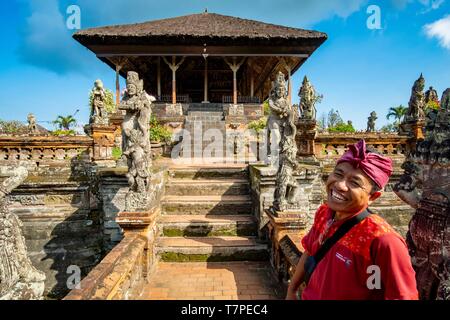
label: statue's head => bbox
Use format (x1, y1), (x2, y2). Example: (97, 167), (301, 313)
(126, 71), (142, 96)
(370, 111), (377, 117)
(272, 72), (287, 98)
(94, 79), (104, 89)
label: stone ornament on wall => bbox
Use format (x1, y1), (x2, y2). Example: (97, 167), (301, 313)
(0, 165), (45, 300)
(299, 76), (317, 121)
(366, 111), (377, 132)
(90, 79), (109, 126)
(119, 71), (153, 211)
(27, 113), (38, 135)
(394, 88), (450, 300)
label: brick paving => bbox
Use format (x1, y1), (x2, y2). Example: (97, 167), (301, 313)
(141, 261), (283, 300)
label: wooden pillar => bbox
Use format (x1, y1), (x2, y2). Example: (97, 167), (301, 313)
(157, 57), (161, 98)
(203, 58), (208, 103)
(163, 56), (185, 104)
(225, 57), (245, 105)
(280, 58), (292, 106)
(115, 64), (122, 107)
(250, 71), (254, 98)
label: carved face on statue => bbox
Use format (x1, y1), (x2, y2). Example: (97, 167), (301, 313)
(127, 83), (137, 96)
(94, 79), (103, 90)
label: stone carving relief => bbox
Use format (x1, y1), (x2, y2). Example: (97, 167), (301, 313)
(0, 166), (45, 300)
(394, 88), (450, 300)
(119, 71), (153, 211)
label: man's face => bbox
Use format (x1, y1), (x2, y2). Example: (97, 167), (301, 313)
(326, 162), (381, 215)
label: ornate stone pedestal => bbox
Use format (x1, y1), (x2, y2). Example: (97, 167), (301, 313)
(296, 119), (318, 163)
(85, 124), (117, 166)
(116, 207), (159, 278)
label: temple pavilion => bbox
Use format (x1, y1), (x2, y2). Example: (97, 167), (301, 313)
(74, 11), (327, 110)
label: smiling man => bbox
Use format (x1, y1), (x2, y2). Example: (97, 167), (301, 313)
(286, 139), (418, 300)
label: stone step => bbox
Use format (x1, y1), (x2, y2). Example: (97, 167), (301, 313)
(165, 179), (249, 196)
(156, 236), (268, 262)
(162, 195), (252, 215)
(158, 214), (257, 237)
(168, 167), (248, 180)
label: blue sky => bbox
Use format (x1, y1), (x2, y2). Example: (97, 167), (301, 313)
(1, 0), (449, 130)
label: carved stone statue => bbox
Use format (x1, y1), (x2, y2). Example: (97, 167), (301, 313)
(27, 113), (38, 135)
(404, 74), (426, 122)
(425, 86), (439, 105)
(272, 90), (299, 212)
(394, 88), (450, 300)
(118, 71), (153, 211)
(0, 166), (45, 300)
(90, 79), (109, 125)
(299, 76), (317, 121)
(366, 111), (377, 132)
(267, 72), (290, 164)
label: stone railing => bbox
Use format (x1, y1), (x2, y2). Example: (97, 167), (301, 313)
(314, 132), (410, 174)
(0, 135), (93, 163)
(63, 234), (147, 300)
(315, 132), (409, 158)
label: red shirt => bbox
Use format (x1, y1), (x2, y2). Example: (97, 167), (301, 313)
(301, 204), (418, 300)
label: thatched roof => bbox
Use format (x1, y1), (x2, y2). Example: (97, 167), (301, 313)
(73, 12), (327, 47)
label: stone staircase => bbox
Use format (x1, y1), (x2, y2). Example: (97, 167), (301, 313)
(156, 166), (268, 262)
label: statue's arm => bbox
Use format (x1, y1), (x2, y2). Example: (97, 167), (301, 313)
(0, 166), (28, 199)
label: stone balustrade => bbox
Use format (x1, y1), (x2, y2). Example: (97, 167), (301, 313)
(0, 136), (93, 162)
(63, 234), (147, 300)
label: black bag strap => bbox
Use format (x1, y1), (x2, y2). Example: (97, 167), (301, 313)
(313, 208), (371, 264)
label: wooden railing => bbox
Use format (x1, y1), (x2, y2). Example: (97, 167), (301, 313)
(222, 95), (261, 104)
(157, 94), (190, 103)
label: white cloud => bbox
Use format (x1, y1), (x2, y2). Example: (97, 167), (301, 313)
(424, 15), (450, 49)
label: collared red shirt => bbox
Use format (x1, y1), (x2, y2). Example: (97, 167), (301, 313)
(301, 204), (419, 300)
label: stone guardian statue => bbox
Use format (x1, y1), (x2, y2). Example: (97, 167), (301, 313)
(0, 166), (45, 300)
(119, 71), (153, 211)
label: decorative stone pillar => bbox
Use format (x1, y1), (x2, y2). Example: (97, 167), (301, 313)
(296, 120), (318, 162)
(89, 124), (117, 166)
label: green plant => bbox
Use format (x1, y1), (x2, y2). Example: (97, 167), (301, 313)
(425, 100), (440, 111)
(53, 115), (77, 130)
(386, 105), (407, 124)
(89, 88), (116, 113)
(112, 146), (122, 160)
(380, 123), (397, 132)
(248, 117), (268, 133)
(0, 119), (26, 134)
(263, 100), (271, 116)
(51, 129), (76, 136)
(328, 122), (355, 133)
(149, 115), (172, 143)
